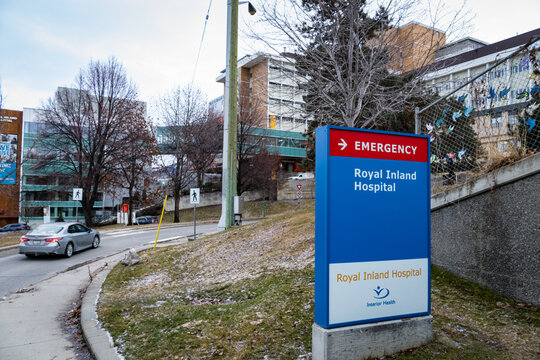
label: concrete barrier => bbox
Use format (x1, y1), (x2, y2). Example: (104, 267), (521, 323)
(431, 153), (540, 306)
(165, 190), (262, 212)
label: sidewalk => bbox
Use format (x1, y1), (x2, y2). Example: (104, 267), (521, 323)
(0, 251), (122, 359)
(0, 235), (198, 360)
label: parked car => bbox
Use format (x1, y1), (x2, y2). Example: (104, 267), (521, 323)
(0, 223), (31, 232)
(135, 216), (152, 225)
(288, 172), (314, 180)
(19, 222), (100, 258)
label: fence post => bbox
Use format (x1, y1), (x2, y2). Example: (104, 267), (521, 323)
(415, 107), (420, 135)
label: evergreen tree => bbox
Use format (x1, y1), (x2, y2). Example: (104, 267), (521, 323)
(425, 98), (480, 177)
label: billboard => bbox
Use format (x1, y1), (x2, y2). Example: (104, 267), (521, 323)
(0, 134), (18, 185)
(315, 126), (430, 328)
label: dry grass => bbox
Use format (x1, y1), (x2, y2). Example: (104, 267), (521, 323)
(98, 200), (538, 359)
(481, 142), (533, 174)
(0, 232), (25, 248)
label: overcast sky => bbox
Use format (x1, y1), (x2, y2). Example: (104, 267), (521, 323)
(1, 0), (539, 114)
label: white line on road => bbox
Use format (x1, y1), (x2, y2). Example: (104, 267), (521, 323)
(105, 231), (147, 238)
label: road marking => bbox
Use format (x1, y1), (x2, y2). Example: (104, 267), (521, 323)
(105, 231), (146, 238)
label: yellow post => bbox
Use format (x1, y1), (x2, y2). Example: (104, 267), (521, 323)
(153, 195), (168, 250)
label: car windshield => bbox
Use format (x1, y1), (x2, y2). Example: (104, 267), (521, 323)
(29, 224), (64, 235)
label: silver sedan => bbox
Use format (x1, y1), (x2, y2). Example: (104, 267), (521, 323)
(19, 222), (100, 258)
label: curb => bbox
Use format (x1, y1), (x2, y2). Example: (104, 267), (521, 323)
(0, 244), (18, 252)
(80, 235), (211, 359)
(81, 262), (120, 360)
(98, 221), (219, 234)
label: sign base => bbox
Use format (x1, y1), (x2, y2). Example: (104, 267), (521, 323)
(312, 315), (433, 360)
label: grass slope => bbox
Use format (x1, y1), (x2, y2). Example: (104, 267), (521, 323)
(0, 232), (25, 247)
(98, 200), (539, 359)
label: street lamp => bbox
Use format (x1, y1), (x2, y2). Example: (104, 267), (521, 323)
(218, 1), (256, 230)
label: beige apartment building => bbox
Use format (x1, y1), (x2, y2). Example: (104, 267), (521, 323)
(217, 52), (308, 133)
(388, 21), (447, 73)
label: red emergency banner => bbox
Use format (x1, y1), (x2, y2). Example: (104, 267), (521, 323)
(329, 129), (428, 162)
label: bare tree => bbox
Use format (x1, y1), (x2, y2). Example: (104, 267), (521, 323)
(112, 110), (157, 225)
(251, 0), (471, 128)
(239, 149), (280, 197)
(37, 57), (141, 227)
(183, 109), (222, 189)
(156, 85), (209, 222)
(236, 84), (276, 195)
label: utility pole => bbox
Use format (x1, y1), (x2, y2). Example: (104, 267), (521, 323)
(218, 0), (238, 230)
(218, 1), (255, 230)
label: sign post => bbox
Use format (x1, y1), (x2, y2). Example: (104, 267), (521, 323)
(73, 188), (82, 222)
(313, 126), (432, 359)
(296, 184), (303, 200)
(190, 188), (200, 240)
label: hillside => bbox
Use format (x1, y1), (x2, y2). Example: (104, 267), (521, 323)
(98, 199), (539, 359)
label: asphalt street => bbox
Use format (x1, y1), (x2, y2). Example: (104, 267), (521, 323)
(0, 223), (218, 299)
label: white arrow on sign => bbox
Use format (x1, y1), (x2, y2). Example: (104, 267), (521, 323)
(338, 138), (347, 150)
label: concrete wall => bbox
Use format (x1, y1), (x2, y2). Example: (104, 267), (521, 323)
(165, 190), (263, 212)
(431, 154), (540, 305)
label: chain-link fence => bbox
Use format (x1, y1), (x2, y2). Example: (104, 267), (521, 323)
(417, 38), (540, 193)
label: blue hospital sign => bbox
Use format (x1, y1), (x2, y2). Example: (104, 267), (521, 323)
(315, 126), (431, 328)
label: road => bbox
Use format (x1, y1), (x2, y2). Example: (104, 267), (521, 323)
(0, 223), (218, 298)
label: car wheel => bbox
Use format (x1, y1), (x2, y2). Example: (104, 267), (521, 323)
(64, 242), (74, 258)
(91, 236), (100, 249)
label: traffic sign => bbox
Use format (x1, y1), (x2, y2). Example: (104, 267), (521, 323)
(297, 184), (302, 190)
(72, 188), (83, 201)
(315, 125), (430, 329)
(297, 191), (303, 199)
(190, 188), (200, 204)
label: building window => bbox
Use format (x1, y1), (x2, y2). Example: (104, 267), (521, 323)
(491, 116), (502, 128)
(22, 207), (44, 217)
(25, 175), (56, 186)
(508, 114), (518, 126)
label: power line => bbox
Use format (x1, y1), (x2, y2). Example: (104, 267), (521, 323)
(191, 0), (213, 88)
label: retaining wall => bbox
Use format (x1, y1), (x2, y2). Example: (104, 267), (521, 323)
(277, 178), (315, 200)
(165, 190), (263, 212)
(431, 154), (540, 305)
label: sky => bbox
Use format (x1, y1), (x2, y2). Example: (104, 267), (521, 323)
(1, 0), (539, 115)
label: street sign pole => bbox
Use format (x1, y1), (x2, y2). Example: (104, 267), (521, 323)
(190, 188), (200, 240)
(73, 188), (83, 222)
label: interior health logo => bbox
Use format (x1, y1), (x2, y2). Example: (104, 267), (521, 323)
(373, 286), (390, 299)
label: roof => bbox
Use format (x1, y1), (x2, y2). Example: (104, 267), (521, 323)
(398, 21), (445, 35)
(436, 36), (489, 51)
(216, 52), (293, 83)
